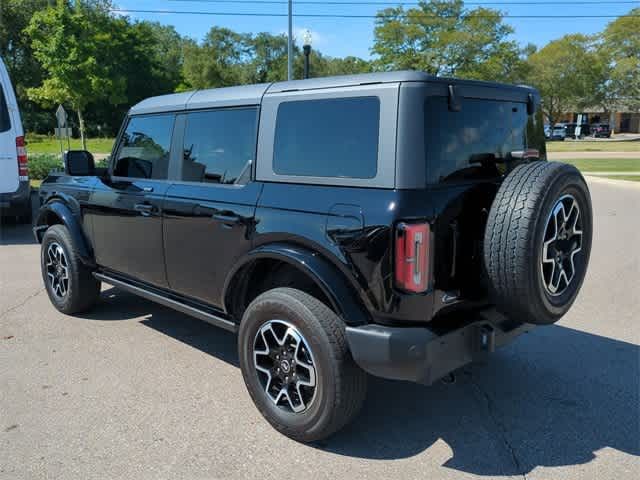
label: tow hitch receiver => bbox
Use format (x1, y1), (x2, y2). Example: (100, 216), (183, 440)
(346, 310), (532, 385)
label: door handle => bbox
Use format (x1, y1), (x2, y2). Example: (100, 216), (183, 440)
(212, 212), (241, 226)
(134, 203), (154, 216)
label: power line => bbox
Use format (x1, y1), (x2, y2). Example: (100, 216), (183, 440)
(168, 0), (640, 5)
(110, 8), (640, 18)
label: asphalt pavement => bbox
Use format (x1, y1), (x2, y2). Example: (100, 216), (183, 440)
(1, 179), (638, 480)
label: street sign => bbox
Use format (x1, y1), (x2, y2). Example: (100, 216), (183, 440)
(55, 127), (72, 139)
(55, 105), (67, 128)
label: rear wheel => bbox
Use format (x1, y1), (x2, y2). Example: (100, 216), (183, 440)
(41, 225), (101, 314)
(483, 161), (592, 325)
(238, 287), (367, 442)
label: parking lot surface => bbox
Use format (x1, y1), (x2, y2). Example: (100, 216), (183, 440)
(1, 179), (638, 480)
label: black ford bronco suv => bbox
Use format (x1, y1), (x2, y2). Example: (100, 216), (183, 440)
(34, 71), (592, 442)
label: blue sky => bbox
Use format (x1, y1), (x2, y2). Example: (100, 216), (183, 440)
(114, 0), (638, 59)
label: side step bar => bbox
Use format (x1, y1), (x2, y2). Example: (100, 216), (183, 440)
(94, 272), (238, 333)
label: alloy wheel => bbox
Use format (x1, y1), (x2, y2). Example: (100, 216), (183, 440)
(253, 320), (317, 414)
(541, 194), (583, 296)
(46, 242), (70, 299)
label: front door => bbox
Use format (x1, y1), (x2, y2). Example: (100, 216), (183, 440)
(163, 107), (262, 308)
(90, 113), (176, 288)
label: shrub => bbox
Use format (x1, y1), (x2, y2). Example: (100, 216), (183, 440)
(29, 154), (63, 180)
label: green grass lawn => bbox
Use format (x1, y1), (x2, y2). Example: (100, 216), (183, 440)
(559, 158), (640, 183)
(26, 133), (114, 155)
(560, 158), (640, 172)
(546, 140), (640, 153)
(603, 175), (640, 182)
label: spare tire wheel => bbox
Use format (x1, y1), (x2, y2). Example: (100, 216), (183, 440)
(483, 161), (592, 325)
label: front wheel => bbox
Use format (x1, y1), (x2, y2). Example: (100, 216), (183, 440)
(41, 225), (101, 314)
(238, 287), (367, 442)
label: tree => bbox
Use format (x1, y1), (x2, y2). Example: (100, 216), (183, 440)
(182, 27), (250, 89)
(25, 0), (127, 148)
(527, 34), (602, 125)
(598, 9), (640, 112)
(372, 0), (525, 82)
(243, 32), (289, 84)
(0, 0), (50, 130)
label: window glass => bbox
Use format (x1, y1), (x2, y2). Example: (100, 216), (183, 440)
(424, 97), (527, 183)
(273, 97), (380, 179)
(0, 85), (11, 133)
(181, 108), (257, 184)
(113, 114), (174, 179)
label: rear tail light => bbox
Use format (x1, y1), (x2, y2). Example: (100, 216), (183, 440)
(16, 136), (28, 179)
(395, 222), (431, 293)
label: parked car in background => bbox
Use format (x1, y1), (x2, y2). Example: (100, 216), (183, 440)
(591, 123), (612, 138)
(565, 122), (591, 139)
(0, 57), (31, 223)
(551, 123), (567, 140)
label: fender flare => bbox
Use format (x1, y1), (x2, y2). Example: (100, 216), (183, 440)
(223, 243), (370, 326)
(34, 200), (95, 267)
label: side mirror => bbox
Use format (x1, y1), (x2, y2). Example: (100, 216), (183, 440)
(64, 150), (95, 176)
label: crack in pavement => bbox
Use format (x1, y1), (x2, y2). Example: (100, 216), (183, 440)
(467, 375), (528, 480)
(0, 287), (45, 320)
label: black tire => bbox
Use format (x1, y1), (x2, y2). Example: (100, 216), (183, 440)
(483, 161), (592, 325)
(238, 287), (367, 442)
(41, 225), (101, 314)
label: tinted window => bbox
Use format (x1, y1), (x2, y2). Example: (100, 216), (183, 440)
(181, 108), (257, 184)
(424, 97), (527, 183)
(113, 114), (174, 179)
(273, 97), (379, 179)
(0, 84), (11, 133)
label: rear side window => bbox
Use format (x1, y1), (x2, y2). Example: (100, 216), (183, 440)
(424, 97), (527, 183)
(273, 97), (380, 179)
(113, 114), (174, 179)
(0, 84), (11, 133)
(181, 108), (257, 184)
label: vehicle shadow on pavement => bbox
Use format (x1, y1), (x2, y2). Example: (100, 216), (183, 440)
(0, 222), (37, 245)
(83, 288), (638, 476)
(81, 287), (239, 366)
(322, 325), (640, 475)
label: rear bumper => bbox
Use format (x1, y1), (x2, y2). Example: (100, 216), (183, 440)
(346, 309), (533, 385)
(0, 181), (31, 215)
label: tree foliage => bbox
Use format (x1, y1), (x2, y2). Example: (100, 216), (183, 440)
(372, 0), (526, 81)
(25, 0), (127, 147)
(598, 9), (640, 112)
(526, 34), (602, 125)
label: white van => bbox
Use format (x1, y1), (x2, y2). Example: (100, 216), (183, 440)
(0, 57), (31, 222)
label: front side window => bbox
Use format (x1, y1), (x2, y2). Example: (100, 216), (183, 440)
(181, 108), (257, 184)
(273, 97), (380, 179)
(0, 85), (11, 133)
(113, 114), (174, 179)
(424, 97), (527, 183)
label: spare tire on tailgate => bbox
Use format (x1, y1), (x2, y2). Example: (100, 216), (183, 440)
(483, 161), (592, 325)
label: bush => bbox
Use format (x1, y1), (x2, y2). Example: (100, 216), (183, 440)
(29, 153), (109, 180)
(29, 154), (63, 180)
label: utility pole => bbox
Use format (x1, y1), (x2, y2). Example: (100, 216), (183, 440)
(287, 0), (293, 80)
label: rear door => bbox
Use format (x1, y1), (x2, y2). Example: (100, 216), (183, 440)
(0, 68), (19, 194)
(90, 113), (176, 288)
(163, 107), (262, 307)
